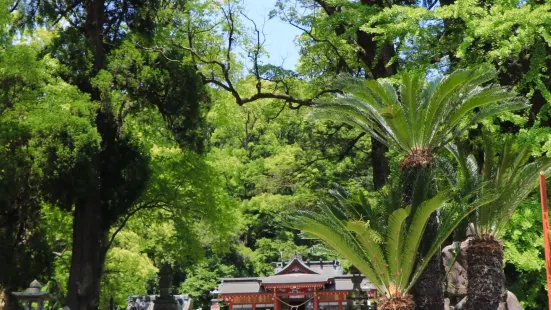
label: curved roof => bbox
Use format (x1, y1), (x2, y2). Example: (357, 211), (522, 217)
(262, 274), (328, 285)
(216, 257), (375, 296)
(274, 258), (319, 275)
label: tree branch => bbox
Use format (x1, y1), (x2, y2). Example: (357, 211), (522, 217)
(9, 0), (20, 13)
(104, 201), (169, 253)
(338, 132), (366, 161)
(280, 10), (352, 74)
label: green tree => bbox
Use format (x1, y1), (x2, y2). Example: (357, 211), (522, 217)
(502, 197), (547, 310)
(447, 132), (551, 309)
(0, 14), (96, 305)
(290, 185), (478, 310)
(310, 67), (526, 308)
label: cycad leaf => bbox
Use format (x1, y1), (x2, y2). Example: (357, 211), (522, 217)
(386, 207), (410, 281)
(399, 191), (449, 288)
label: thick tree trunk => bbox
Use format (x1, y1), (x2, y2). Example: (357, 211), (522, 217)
(401, 165), (444, 310)
(65, 1), (109, 309)
(412, 252), (444, 310)
(466, 239), (503, 310)
(66, 199), (109, 310)
(377, 294), (415, 310)
(0, 288), (21, 310)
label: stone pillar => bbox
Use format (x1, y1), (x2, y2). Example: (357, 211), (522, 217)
(154, 264), (177, 310)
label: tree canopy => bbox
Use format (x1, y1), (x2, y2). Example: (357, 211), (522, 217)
(0, 0), (550, 309)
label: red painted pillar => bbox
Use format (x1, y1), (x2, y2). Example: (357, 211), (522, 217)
(274, 291), (280, 310)
(313, 292), (319, 310)
(337, 297), (342, 310)
(229, 303), (233, 310)
(252, 304), (256, 310)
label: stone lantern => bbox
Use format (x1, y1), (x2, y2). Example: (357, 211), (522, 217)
(11, 280), (52, 310)
(210, 288), (220, 306)
(346, 272), (369, 310)
(154, 264), (177, 310)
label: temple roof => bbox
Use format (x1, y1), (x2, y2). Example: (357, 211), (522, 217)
(273, 256), (343, 277)
(217, 256), (375, 296)
(262, 274), (328, 285)
(219, 281), (261, 294)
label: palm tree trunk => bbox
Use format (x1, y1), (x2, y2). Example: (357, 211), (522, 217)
(411, 252), (444, 310)
(377, 295), (415, 310)
(411, 212), (444, 310)
(401, 166), (444, 310)
(466, 239), (503, 310)
(371, 138), (389, 190)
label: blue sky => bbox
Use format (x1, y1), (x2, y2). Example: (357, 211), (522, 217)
(241, 0), (301, 70)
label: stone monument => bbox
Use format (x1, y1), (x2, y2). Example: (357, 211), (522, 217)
(153, 264), (177, 310)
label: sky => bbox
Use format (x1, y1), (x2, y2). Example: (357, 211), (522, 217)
(241, 0), (302, 70)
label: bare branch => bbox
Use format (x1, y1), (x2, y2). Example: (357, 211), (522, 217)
(53, 0), (84, 26)
(240, 11), (266, 93)
(135, 4), (343, 111)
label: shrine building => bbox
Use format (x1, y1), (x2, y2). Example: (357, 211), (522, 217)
(213, 256), (377, 310)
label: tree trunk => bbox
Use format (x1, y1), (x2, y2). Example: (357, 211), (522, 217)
(412, 252), (444, 310)
(401, 165), (443, 310)
(371, 139), (389, 190)
(313, 0), (394, 190)
(66, 199), (109, 310)
(0, 288), (21, 310)
(377, 294), (415, 310)
(466, 239), (503, 310)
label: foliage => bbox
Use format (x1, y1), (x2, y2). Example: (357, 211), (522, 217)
(1, 0), (551, 308)
(290, 185), (477, 298)
(311, 68), (527, 160)
(448, 132), (551, 239)
(101, 231), (158, 309)
(502, 197), (547, 310)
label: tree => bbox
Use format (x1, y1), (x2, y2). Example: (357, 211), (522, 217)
(0, 16), (95, 306)
(10, 1), (212, 308)
(309, 67), (526, 308)
(446, 132), (551, 309)
(502, 197), (548, 310)
(290, 184), (479, 310)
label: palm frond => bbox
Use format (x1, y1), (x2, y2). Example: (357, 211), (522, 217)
(310, 68), (527, 160)
(289, 186), (475, 298)
(399, 191), (450, 288)
(386, 207), (410, 279)
(451, 129), (551, 239)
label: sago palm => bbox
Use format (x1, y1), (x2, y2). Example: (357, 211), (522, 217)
(310, 67), (527, 309)
(290, 184), (487, 310)
(446, 133), (551, 310)
(311, 67), (527, 171)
